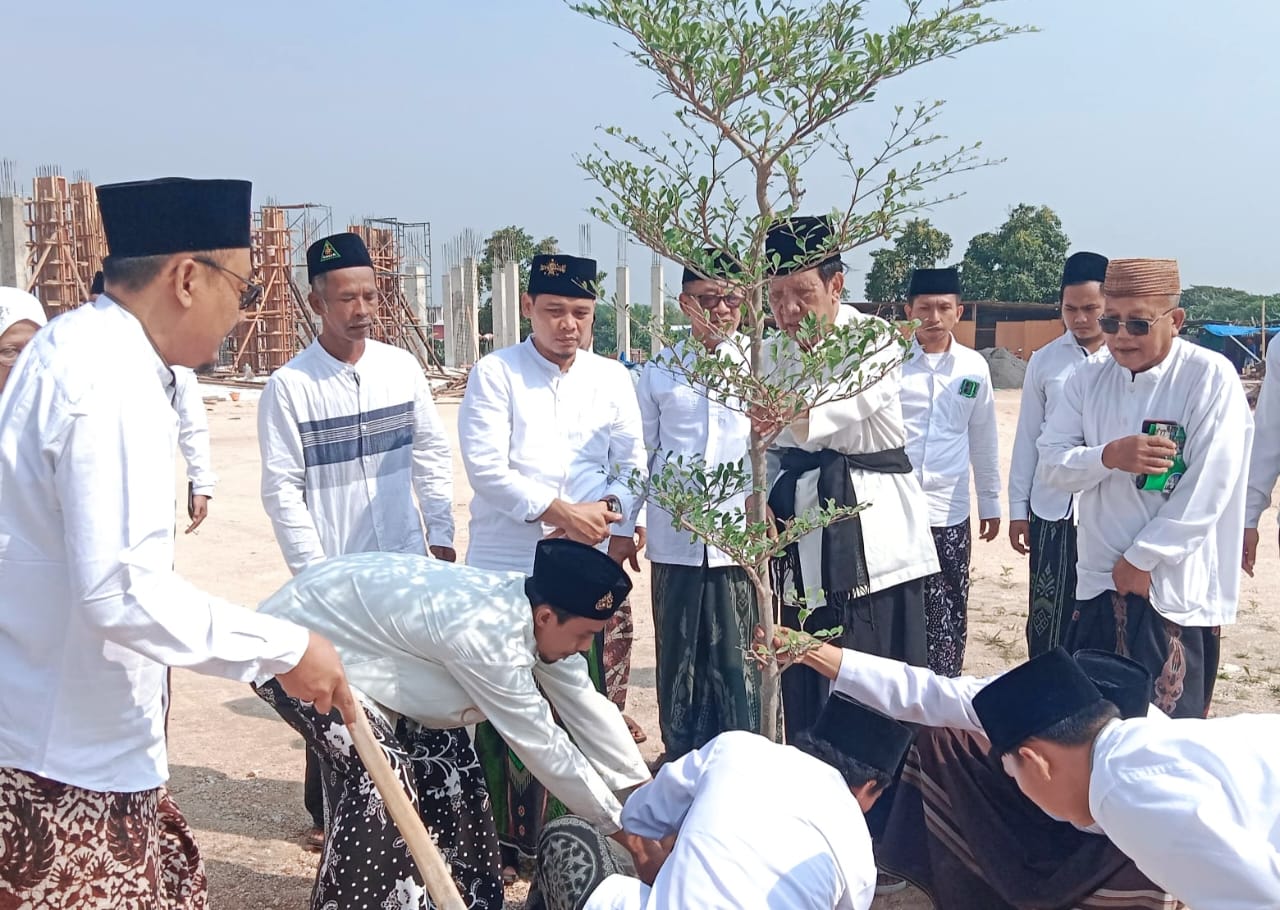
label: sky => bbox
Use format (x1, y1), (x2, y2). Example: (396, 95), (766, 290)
(6, 0), (1279, 306)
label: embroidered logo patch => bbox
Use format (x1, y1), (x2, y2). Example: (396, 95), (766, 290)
(319, 240), (341, 262)
(595, 592), (614, 613)
(541, 258), (567, 277)
(959, 378), (979, 399)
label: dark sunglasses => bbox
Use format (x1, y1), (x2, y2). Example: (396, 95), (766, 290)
(1098, 306), (1177, 337)
(691, 292), (745, 310)
(194, 258), (265, 310)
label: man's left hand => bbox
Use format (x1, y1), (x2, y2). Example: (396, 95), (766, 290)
(184, 495), (210, 534)
(978, 517), (1001, 542)
(611, 832), (670, 886)
(1112, 556), (1152, 599)
(429, 546), (457, 562)
(608, 532), (642, 572)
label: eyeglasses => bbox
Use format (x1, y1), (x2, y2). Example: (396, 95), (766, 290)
(691, 293), (745, 310)
(194, 258), (265, 310)
(1098, 306), (1177, 337)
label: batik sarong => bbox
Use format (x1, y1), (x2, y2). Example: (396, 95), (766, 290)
(1025, 513), (1078, 657)
(924, 520), (972, 677)
(531, 815), (636, 910)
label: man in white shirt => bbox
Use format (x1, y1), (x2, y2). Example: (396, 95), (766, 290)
(1010, 252), (1109, 657)
(1038, 258), (1252, 718)
(0, 177), (349, 908)
(258, 230), (455, 838)
(173, 366), (216, 533)
(254, 539), (661, 910)
(762, 216), (938, 736)
(900, 267), (1001, 676)
(458, 252), (648, 874)
(1243, 337), (1280, 576)
(973, 648), (1280, 910)
(534, 691), (914, 910)
(636, 252), (763, 761)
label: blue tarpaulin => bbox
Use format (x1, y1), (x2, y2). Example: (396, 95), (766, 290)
(1199, 324), (1280, 337)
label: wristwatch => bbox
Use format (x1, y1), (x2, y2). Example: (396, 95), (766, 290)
(602, 495), (623, 519)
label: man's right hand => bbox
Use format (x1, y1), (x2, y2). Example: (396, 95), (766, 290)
(542, 499), (621, 546)
(611, 831), (670, 885)
(1008, 519), (1031, 555)
(1243, 527), (1260, 577)
(276, 631), (357, 724)
(1101, 434), (1178, 475)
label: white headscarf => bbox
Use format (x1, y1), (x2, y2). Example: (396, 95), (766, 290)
(0, 287), (48, 337)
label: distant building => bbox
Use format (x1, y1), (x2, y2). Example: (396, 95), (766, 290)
(851, 300), (1063, 360)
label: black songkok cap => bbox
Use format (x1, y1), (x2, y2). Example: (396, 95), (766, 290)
(97, 178), (252, 258)
(766, 216), (843, 276)
(1073, 650), (1151, 721)
(973, 648), (1105, 754)
(90, 270), (104, 295)
(1061, 251), (1108, 288)
(907, 267), (962, 298)
(682, 249), (743, 285)
(808, 692), (915, 777)
(528, 539), (632, 619)
(528, 254), (598, 300)
(307, 232), (374, 282)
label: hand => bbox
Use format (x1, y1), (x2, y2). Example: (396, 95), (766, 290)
(276, 631), (358, 723)
(1008, 519), (1031, 555)
(184, 495), (210, 534)
(1101, 434), (1178, 475)
(635, 526), (647, 552)
(978, 517), (1001, 542)
(1242, 527), (1259, 577)
(542, 499), (621, 546)
(611, 832), (670, 886)
(608, 533), (642, 572)
(1112, 557), (1152, 599)
(429, 545), (457, 562)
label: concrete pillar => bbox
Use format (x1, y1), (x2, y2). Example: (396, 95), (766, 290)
(615, 265), (631, 361)
(0, 197), (30, 292)
(403, 264), (430, 362)
(442, 269), (457, 368)
(459, 259), (479, 367)
(490, 262), (505, 352)
(502, 260), (520, 346)
(650, 259), (664, 357)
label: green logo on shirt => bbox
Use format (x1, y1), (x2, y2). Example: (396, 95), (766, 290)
(959, 378), (979, 399)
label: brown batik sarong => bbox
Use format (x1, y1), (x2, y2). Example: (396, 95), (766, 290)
(0, 767), (206, 909)
(603, 597), (634, 711)
(878, 728), (1181, 910)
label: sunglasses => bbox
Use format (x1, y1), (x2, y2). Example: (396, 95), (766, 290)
(194, 258), (265, 310)
(1098, 306), (1177, 337)
(690, 293), (745, 310)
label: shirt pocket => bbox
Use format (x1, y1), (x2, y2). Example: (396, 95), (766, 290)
(942, 376), (981, 431)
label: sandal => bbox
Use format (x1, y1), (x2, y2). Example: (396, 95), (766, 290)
(623, 714), (648, 744)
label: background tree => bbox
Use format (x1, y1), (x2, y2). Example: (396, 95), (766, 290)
(960, 203), (1069, 302)
(1180, 285), (1280, 324)
(864, 218), (954, 302)
(476, 225), (559, 336)
(574, 0), (1023, 738)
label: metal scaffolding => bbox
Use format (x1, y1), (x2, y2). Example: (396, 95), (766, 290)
(351, 218), (439, 371)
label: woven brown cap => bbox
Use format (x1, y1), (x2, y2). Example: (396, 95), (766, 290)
(1102, 258), (1181, 297)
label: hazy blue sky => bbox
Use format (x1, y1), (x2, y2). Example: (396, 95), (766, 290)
(6, 0), (1278, 302)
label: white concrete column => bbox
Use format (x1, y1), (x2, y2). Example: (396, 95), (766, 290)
(650, 259), (664, 357)
(501, 261), (520, 346)
(460, 258), (480, 367)
(490, 263), (506, 352)
(615, 265), (631, 360)
(442, 269), (457, 368)
(0, 197), (30, 292)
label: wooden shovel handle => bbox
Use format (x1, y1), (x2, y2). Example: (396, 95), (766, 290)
(347, 704), (469, 910)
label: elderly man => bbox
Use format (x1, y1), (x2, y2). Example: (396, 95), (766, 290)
(900, 267), (1001, 676)
(1038, 258), (1252, 717)
(459, 253), (647, 875)
(636, 251), (764, 761)
(258, 230), (455, 840)
(1009, 252), (1110, 656)
(0, 178), (348, 908)
(255, 539), (658, 910)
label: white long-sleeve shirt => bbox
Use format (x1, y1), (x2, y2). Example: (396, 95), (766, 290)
(586, 731), (875, 910)
(636, 336), (750, 567)
(1037, 339), (1253, 626)
(767, 306), (938, 604)
(1089, 714), (1280, 909)
(172, 366), (217, 496)
(258, 338), (454, 575)
(1008, 331), (1108, 522)
(0, 298), (308, 793)
(459, 337), (646, 573)
(900, 337), (1001, 527)
(1245, 339), (1280, 527)
(257, 552), (649, 833)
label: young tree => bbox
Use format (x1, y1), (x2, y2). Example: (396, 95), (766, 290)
(574, 0), (1024, 739)
(864, 218), (954, 302)
(960, 203), (1069, 302)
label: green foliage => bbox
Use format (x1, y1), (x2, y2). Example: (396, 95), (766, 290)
(959, 203), (1070, 303)
(477, 226), (560, 299)
(864, 218), (953, 302)
(1180, 285), (1280, 325)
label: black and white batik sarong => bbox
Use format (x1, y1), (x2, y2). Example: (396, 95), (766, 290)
(531, 815), (636, 910)
(924, 520), (972, 677)
(254, 679), (503, 910)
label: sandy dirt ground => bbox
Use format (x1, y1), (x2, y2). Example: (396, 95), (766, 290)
(168, 387), (1279, 909)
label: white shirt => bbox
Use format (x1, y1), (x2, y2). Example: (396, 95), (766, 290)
(258, 338), (454, 575)
(587, 731), (875, 910)
(256, 552), (649, 833)
(900, 336), (1001, 527)
(1089, 715), (1280, 909)
(1037, 339), (1253, 626)
(459, 337), (646, 573)
(1245, 339), (1280, 527)
(1009, 331), (1109, 522)
(172, 366), (217, 496)
(0, 298), (308, 792)
(767, 306), (939, 603)
(636, 336), (750, 567)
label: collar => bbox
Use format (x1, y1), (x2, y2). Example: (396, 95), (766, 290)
(522, 334), (577, 377)
(1123, 338), (1182, 384)
(909, 335), (955, 366)
(308, 337), (368, 373)
(99, 295), (175, 395)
